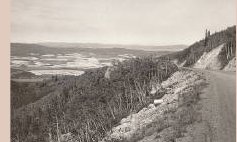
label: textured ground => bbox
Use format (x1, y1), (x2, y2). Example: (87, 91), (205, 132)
(190, 69), (236, 142)
(100, 68), (236, 142)
(193, 44), (224, 70)
(100, 70), (206, 142)
(223, 57), (236, 71)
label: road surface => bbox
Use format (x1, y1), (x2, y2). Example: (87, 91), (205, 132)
(194, 69), (236, 142)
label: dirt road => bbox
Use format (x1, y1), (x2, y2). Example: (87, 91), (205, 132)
(195, 69), (236, 142)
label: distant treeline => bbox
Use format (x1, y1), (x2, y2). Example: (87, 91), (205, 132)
(11, 57), (178, 142)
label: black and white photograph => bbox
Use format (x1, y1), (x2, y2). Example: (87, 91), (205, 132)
(11, 0), (236, 142)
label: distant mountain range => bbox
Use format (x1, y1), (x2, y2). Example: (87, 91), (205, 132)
(35, 42), (187, 51)
(11, 42), (174, 57)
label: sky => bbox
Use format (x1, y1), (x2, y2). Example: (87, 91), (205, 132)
(11, 0), (236, 45)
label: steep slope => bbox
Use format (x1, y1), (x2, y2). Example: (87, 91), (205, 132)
(193, 44), (224, 69)
(101, 69), (206, 142)
(223, 57), (236, 71)
(161, 26), (236, 71)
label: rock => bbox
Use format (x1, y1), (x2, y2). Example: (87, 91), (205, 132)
(223, 57), (236, 71)
(104, 66), (117, 79)
(150, 84), (160, 95)
(148, 104), (155, 109)
(154, 99), (163, 105)
(61, 133), (78, 142)
(121, 117), (131, 124)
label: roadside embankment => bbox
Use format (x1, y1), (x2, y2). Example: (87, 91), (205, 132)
(101, 69), (207, 142)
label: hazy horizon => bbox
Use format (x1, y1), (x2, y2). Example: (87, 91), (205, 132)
(11, 41), (188, 47)
(12, 0), (236, 45)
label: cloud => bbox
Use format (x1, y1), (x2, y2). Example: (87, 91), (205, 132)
(11, 0), (236, 45)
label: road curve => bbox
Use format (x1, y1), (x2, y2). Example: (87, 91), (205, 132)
(195, 69), (236, 142)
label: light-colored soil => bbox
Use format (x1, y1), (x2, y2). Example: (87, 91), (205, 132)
(193, 44), (224, 70)
(101, 70), (206, 142)
(223, 57), (236, 71)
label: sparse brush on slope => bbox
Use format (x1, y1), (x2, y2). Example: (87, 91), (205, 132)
(160, 26), (236, 68)
(11, 56), (178, 142)
(100, 70), (207, 142)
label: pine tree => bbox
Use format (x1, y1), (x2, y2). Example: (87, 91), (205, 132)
(204, 29), (208, 46)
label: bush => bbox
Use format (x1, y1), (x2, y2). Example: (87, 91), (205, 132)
(11, 56), (178, 142)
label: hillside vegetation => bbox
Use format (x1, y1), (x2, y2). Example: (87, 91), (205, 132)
(101, 69), (207, 142)
(11, 26), (236, 142)
(161, 26), (236, 69)
(11, 57), (178, 142)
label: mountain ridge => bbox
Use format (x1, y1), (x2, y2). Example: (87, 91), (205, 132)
(11, 42), (188, 51)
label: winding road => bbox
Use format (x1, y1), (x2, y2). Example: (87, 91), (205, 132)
(194, 69), (236, 142)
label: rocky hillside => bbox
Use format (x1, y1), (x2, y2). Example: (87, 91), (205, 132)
(100, 69), (207, 142)
(193, 44), (224, 70)
(223, 57), (236, 71)
(161, 26), (236, 71)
